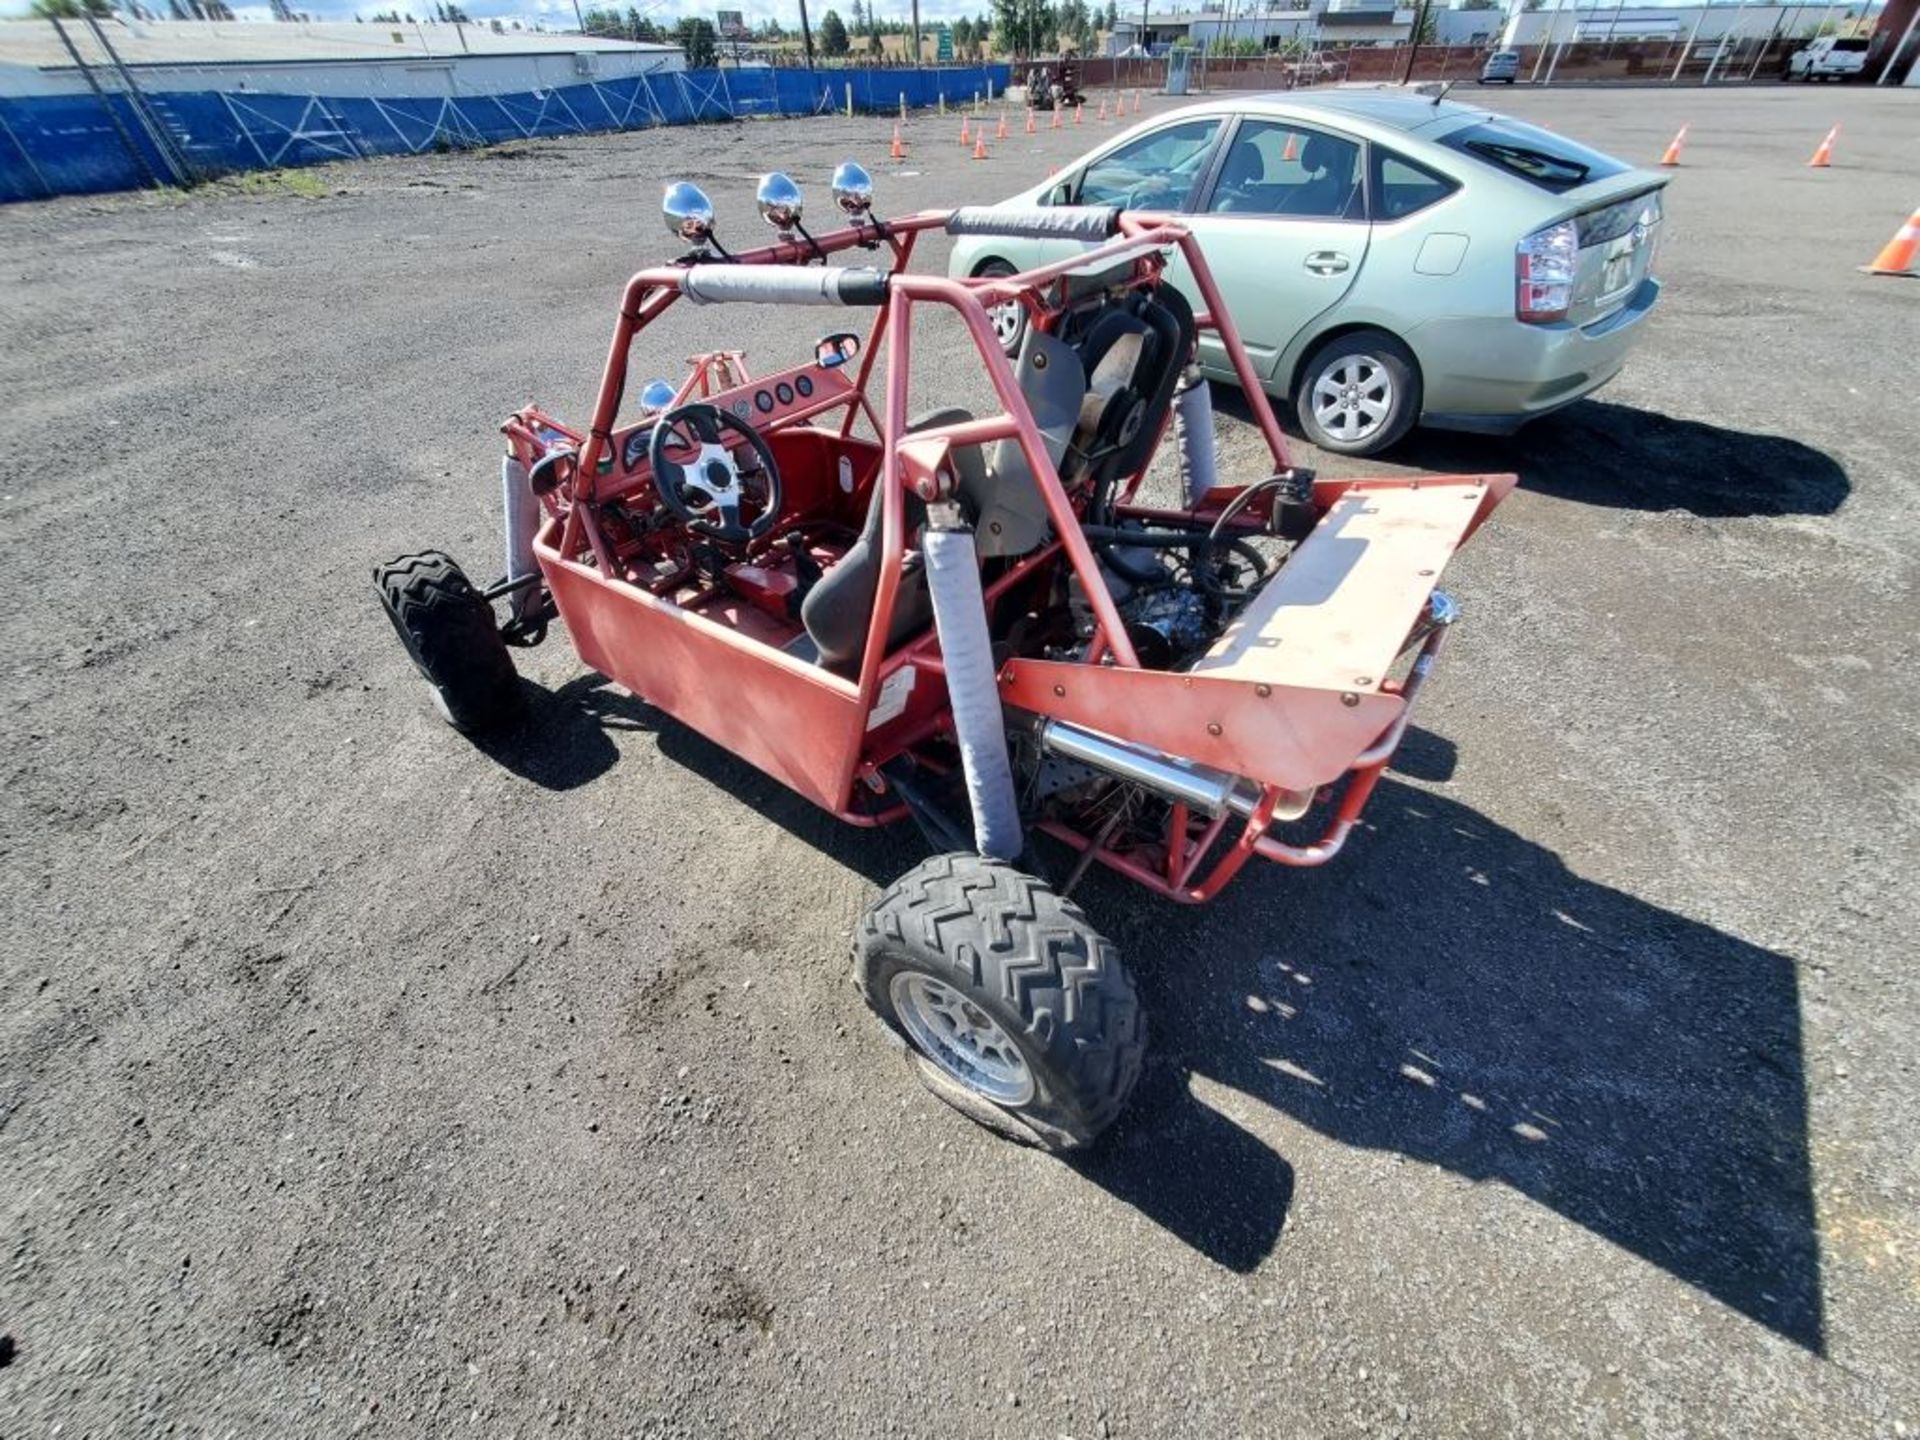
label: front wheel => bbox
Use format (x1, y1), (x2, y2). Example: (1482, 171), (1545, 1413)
(972, 258), (1029, 358)
(855, 853), (1145, 1150)
(1295, 330), (1422, 457)
(374, 551), (521, 732)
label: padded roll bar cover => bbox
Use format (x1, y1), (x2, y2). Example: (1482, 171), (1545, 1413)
(680, 265), (890, 306)
(945, 205), (1121, 243)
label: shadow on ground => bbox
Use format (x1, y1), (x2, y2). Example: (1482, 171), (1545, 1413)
(1078, 778), (1822, 1352)
(1218, 392), (1851, 519)
(481, 675), (1822, 1352)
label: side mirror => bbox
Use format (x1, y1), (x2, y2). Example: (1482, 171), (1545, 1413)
(1046, 175), (1077, 206)
(814, 332), (860, 369)
(528, 448), (577, 496)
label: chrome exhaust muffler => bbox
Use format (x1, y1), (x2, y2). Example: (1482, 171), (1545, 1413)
(1036, 720), (1311, 823)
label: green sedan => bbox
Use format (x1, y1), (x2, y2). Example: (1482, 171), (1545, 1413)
(948, 90), (1668, 456)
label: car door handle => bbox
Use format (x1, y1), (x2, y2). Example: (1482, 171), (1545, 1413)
(1304, 251), (1351, 275)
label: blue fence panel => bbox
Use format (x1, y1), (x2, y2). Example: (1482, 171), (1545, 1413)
(0, 64), (1013, 204)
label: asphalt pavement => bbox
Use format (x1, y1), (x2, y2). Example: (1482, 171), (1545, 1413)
(0, 81), (1915, 1438)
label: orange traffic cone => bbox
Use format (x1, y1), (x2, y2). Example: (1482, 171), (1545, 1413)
(1808, 124), (1839, 168)
(1134, 88), (1143, 113)
(1074, 102), (1084, 125)
(960, 117), (971, 145)
(1097, 97), (1108, 122)
(1051, 107), (1062, 130)
(1861, 205), (1920, 276)
(1025, 107), (1036, 135)
(995, 111), (1008, 141)
(1659, 125), (1688, 167)
(889, 124), (906, 161)
(1281, 131), (1299, 163)
(972, 132), (989, 161)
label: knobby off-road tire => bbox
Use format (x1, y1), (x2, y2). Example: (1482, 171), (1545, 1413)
(374, 551), (520, 733)
(855, 853), (1146, 1150)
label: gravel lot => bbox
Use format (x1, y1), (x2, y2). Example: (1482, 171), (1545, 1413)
(1, 82), (1915, 1438)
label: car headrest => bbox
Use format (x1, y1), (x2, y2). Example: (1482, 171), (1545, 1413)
(1301, 133), (1340, 175)
(1219, 143), (1264, 189)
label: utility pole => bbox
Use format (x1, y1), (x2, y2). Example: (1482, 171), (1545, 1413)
(909, 0), (919, 64)
(1402, 0), (1429, 83)
(801, 0), (817, 67)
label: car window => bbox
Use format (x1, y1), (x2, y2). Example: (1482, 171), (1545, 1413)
(1436, 117), (1629, 194)
(1372, 149), (1459, 221)
(1076, 119), (1223, 209)
(1204, 120), (1363, 220)
(1830, 37), (1869, 51)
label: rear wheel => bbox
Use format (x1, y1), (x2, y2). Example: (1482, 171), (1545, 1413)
(972, 258), (1029, 357)
(374, 551), (520, 732)
(854, 853), (1145, 1150)
(1296, 329), (1422, 457)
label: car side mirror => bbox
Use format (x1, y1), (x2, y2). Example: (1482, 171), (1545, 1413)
(528, 448), (576, 496)
(1046, 175), (1077, 206)
(814, 332), (860, 369)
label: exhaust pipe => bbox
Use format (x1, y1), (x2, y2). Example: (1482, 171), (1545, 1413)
(1037, 720), (1310, 823)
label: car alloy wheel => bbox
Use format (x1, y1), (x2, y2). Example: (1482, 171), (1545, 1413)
(1310, 354), (1395, 446)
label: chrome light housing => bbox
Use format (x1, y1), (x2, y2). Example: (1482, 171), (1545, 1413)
(638, 377), (678, 414)
(755, 171), (805, 234)
(830, 160), (874, 218)
(662, 180), (715, 245)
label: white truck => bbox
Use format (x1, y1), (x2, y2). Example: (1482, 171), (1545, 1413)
(1788, 35), (1870, 81)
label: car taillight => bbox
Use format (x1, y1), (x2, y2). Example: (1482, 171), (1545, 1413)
(1516, 219), (1578, 324)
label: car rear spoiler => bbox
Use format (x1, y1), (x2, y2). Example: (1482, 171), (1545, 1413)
(1543, 169), (1670, 231)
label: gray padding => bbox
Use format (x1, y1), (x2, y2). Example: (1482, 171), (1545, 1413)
(500, 455), (541, 621)
(680, 264), (888, 306)
(923, 526), (1022, 861)
(978, 332), (1084, 559)
(946, 205), (1120, 242)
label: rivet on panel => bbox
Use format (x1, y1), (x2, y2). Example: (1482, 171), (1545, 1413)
(1206, 722), (1222, 737)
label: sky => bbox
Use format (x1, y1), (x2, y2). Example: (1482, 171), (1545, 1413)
(0, 0), (998, 22)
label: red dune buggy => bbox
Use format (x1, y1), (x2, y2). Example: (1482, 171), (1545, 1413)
(376, 163), (1515, 1149)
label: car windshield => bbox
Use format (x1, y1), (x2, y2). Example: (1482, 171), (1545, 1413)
(1830, 38), (1869, 51)
(1438, 117), (1629, 194)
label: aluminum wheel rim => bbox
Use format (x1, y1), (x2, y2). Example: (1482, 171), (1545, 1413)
(889, 972), (1035, 1106)
(989, 297), (1025, 350)
(1311, 355), (1394, 443)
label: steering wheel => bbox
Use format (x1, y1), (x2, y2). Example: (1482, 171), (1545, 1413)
(647, 402), (784, 545)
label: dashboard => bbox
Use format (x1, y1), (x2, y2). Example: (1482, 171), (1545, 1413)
(608, 357), (859, 481)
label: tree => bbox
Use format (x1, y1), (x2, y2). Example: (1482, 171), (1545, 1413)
(991, 0), (1056, 58)
(819, 8), (850, 56)
(677, 15), (719, 66)
(850, 0), (865, 38)
(1104, 0), (1117, 33)
(1058, 0), (1089, 47)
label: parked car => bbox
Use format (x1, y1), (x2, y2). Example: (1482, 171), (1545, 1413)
(948, 92), (1668, 455)
(1285, 54), (1349, 86)
(1787, 35), (1869, 81)
(1479, 49), (1521, 84)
